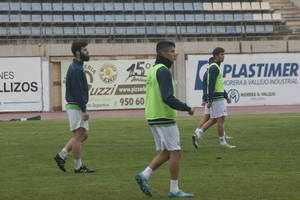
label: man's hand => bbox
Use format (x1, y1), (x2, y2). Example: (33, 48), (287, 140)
(82, 112), (89, 121)
(201, 101), (206, 106)
(188, 108), (195, 116)
(206, 102), (212, 108)
(226, 98), (232, 104)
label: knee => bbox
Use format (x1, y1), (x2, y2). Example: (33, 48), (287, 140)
(170, 150), (181, 158)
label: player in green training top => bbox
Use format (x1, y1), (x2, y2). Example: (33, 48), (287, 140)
(193, 47), (236, 149)
(135, 41), (196, 198)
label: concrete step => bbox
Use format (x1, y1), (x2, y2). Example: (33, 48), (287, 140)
(279, 10), (300, 14)
(267, 0), (290, 2)
(283, 14), (300, 18)
(286, 20), (300, 25)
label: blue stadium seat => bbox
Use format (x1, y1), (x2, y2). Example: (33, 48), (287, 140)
(85, 27), (95, 35)
(164, 2), (174, 11)
(84, 3), (94, 11)
(0, 1), (282, 38)
(42, 14), (53, 22)
(146, 27), (157, 34)
(154, 3), (164, 11)
(126, 27), (136, 35)
(124, 3), (134, 11)
(53, 3), (63, 11)
(166, 26), (177, 34)
(32, 15), (42, 22)
(134, 3), (144, 11)
(10, 2), (21, 11)
(32, 3), (41, 11)
(136, 27), (146, 34)
(114, 3), (124, 11)
(0, 27), (7, 35)
(0, 2), (9, 11)
(226, 26), (237, 33)
(42, 3), (52, 11)
(21, 15), (31, 23)
(20, 27), (31, 35)
(0, 15), (9, 22)
(73, 3), (83, 11)
(32, 27), (41, 36)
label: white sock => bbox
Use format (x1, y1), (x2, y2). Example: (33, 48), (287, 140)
(141, 167), (153, 179)
(74, 159), (82, 170)
(195, 128), (204, 138)
(219, 136), (226, 144)
(170, 180), (179, 193)
(58, 148), (68, 160)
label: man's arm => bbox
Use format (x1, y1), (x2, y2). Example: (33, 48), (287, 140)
(70, 68), (87, 112)
(207, 66), (219, 102)
(156, 67), (191, 112)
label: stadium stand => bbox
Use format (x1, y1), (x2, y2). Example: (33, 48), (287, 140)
(267, 0), (300, 37)
(0, 0), (289, 42)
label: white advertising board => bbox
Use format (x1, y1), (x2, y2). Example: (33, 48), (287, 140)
(0, 57), (43, 112)
(186, 54), (300, 106)
(61, 59), (155, 110)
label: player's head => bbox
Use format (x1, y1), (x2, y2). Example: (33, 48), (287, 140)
(212, 47), (225, 63)
(156, 41), (177, 62)
(71, 41), (90, 62)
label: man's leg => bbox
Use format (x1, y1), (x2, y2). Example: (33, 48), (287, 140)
(216, 116), (225, 137)
(217, 117), (236, 148)
(168, 150), (194, 198)
(72, 128), (87, 167)
(193, 118), (217, 148)
(149, 150), (170, 171)
(169, 150), (180, 180)
(194, 114), (210, 137)
(135, 151), (168, 197)
(72, 128), (95, 173)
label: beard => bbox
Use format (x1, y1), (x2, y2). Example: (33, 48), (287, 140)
(80, 53), (90, 62)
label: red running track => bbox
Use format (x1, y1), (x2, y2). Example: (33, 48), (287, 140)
(0, 105), (299, 121)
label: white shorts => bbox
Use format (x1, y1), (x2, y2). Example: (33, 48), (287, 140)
(210, 99), (228, 119)
(204, 104), (211, 115)
(67, 109), (89, 132)
(150, 125), (181, 151)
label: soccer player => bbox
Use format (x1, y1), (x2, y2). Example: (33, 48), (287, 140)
(192, 48), (236, 149)
(192, 57), (233, 148)
(54, 41), (95, 173)
(135, 41), (195, 198)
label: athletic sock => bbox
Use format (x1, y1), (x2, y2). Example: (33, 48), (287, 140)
(58, 148), (68, 160)
(219, 136), (226, 144)
(195, 128), (204, 138)
(74, 159), (82, 170)
(141, 166), (153, 179)
(170, 180), (179, 193)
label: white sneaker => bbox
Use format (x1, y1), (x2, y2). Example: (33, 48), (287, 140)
(192, 134), (200, 149)
(219, 143), (236, 148)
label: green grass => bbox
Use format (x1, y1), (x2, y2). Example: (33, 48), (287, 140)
(0, 114), (300, 200)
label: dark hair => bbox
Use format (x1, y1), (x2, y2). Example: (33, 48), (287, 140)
(71, 41), (88, 56)
(156, 41), (175, 54)
(212, 47), (225, 57)
(208, 57), (214, 64)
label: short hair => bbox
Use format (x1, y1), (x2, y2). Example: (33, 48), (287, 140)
(71, 41), (88, 56)
(156, 41), (175, 54)
(212, 47), (225, 57)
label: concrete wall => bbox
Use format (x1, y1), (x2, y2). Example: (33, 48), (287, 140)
(0, 40), (299, 110)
